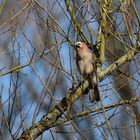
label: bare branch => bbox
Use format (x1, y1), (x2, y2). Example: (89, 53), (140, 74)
(18, 44), (140, 140)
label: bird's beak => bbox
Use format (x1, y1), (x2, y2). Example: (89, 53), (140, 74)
(74, 42), (79, 46)
(71, 42), (81, 49)
(74, 42), (80, 48)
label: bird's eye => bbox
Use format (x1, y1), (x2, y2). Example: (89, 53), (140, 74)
(77, 42), (81, 46)
(75, 42), (81, 48)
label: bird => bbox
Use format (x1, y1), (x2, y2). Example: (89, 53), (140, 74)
(74, 41), (100, 102)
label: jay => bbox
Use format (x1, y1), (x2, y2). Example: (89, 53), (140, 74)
(74, 42), (100, 102)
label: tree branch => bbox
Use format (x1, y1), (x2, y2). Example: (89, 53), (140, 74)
(97, 0), (112, 66)
(65, 0), (88, 43)
(51, 97), (140, 127)
(18, 45), (140, 140)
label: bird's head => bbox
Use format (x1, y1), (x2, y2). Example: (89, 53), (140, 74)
(74, 42), (87, 50)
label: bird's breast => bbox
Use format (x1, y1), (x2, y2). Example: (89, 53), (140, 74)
(77, 58), (93, 76)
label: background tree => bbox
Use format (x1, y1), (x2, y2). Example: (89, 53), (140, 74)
(0, 0), (140, 140)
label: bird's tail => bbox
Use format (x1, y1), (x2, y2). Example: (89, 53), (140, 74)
(88, 75), (100, 102)
(94, 85), (100, 101)
(89, 85), (100, 102)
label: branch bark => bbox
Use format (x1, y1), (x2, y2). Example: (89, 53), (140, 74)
(18, 45), (140, 140)
(65, 0), (88, 43)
